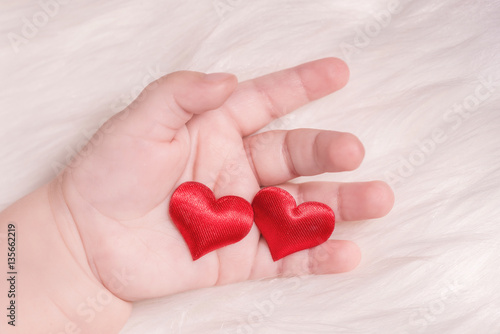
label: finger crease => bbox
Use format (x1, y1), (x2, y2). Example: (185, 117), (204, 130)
(169, 95), (192, 124)
(278, 257), (285, 277)
(293, 67), (311, 103)
(312, 133), (323, 172)
(282, 133), (299, 179)
(220, 105), (245, 136)
(244, 140), (263, 185)
(214, 249), (223, 286)
(254, 81), (282, 120)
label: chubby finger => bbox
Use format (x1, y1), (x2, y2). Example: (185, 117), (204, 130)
(244, 129), (365, 186)
(248, 239), (361, 280)
(115, 71), (238, 142)
(280, 181), (395, 222)
(223, 58), (350, 136)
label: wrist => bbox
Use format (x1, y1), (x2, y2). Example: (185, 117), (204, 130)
(0, 180), (131, 333)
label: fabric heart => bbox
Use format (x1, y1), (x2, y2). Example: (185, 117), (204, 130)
(169, 182), (254, 260)
(252, 187), (335, 261)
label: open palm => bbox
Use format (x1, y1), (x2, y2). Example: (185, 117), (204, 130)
(58, 58), (394, 302)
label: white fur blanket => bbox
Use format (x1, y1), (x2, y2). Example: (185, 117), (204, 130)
(1, 0), (499, 333)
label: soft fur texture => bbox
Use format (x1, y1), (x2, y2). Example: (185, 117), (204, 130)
(1, 0), (499, 333)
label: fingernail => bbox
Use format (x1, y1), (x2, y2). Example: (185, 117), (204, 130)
(204, 72), (234, 82)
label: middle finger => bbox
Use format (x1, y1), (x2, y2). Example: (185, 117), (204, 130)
(244, 128), (365, 186)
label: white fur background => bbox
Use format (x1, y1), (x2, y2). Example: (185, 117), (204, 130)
(1, 0), (500, 333)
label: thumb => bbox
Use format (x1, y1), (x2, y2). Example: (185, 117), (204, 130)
(115, 71), (238, 141)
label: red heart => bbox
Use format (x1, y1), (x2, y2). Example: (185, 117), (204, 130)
(169, 182), (254, 260)
(252, 187), (335, 261)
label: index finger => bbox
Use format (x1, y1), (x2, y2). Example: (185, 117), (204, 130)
(221, 57), (350, 136)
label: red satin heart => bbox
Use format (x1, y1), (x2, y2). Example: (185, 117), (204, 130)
(169, 182), (254, 260)
(252, 187), (335, 261)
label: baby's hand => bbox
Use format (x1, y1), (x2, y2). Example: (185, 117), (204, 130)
(54, 58), (394, 302)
